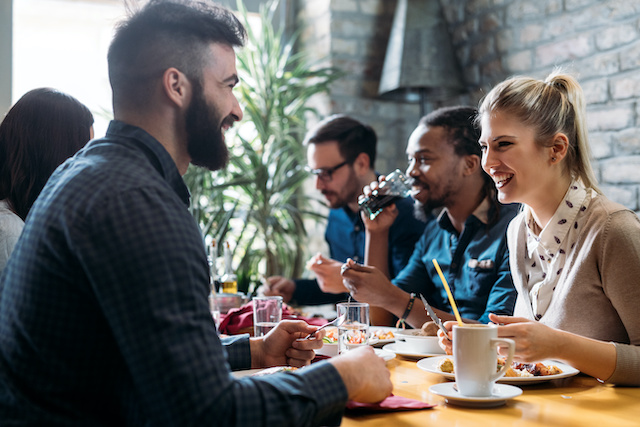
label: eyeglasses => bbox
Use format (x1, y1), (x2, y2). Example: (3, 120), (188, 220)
(305, 160), (350, 182)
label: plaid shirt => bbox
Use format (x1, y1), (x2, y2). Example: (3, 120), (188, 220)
(0, 120), (347, 426)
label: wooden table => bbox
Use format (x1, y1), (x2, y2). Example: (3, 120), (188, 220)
(341, 357), (640, 426)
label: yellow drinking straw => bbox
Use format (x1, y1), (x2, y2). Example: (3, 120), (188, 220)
(432, 259), (464, 326)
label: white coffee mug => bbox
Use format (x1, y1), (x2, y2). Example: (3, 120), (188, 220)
(452, 324), (515, 397)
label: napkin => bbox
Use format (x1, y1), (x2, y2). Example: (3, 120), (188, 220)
(218, 301), (327, 335)
(345, 394), (435, 415)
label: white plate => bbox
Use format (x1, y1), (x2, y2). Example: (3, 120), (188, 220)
(429, 382), (522, 408)
(370, 326), (400, 346)
(375, 348), (396, 362)
(382, 343), (446, 359)
(417, 356), (580, 385)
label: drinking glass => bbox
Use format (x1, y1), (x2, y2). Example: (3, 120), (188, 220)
(336, 302), (369, 354)
(358, 169), (411, 220)
(253, 296), (283, 337)
(209, 291), (220, 329)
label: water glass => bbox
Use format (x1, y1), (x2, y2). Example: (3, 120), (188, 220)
(336, 302), (370, 354)
(253, 296), (283, 337)
(358, 169), (411, 220)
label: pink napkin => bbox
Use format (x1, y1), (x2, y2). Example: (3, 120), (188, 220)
(345, 394), (435, 415)
(218, 301), (327, 335)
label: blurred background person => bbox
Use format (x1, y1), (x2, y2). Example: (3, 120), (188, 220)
(0, 88), (94, 271)
(261, 114), (427, 305)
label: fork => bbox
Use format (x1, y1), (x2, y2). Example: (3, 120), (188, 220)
(304, 313), (346, 340)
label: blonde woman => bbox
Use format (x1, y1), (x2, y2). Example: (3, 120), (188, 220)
(472, 71), (640, 386)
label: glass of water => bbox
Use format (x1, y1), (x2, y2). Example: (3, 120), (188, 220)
(336, 302), (370, 354)
(253, 296), (283, 337)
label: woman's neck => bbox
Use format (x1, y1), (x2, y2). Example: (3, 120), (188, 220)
(528, 175), (573, 231)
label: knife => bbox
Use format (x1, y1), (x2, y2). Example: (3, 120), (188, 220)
(419, 294), (450, 339)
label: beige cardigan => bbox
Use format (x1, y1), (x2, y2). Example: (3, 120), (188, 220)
(509, 194), (640, 386)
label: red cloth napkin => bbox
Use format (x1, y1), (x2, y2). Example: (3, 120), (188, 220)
(345, 395), (435, 415)
(218, 301), (327, 335)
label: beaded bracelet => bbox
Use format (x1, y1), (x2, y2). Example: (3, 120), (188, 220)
(395, 292), (416, 329)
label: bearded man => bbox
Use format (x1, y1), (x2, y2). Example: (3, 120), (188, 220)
(0, 1), (392, 425)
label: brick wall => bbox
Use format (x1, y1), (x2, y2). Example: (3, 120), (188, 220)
(296, 0), (640, 212)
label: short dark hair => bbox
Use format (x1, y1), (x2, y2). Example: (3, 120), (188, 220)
(0, 88), (94, 220)
(420, 106), (500, 223)
(419, 106), (480, 158)
(304, 114), (377, 168)
(108, 0), (246, 112)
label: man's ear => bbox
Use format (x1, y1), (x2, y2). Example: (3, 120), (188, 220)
(352, 152), (371, 175)
(162, 67), (190, 109)
(462, 154), (481, 176)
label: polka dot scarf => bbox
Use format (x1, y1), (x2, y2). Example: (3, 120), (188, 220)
(523, 180), (593, 319)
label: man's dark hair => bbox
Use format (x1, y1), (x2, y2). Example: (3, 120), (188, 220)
(420, 106), (500, 223)
(108, 0), (246, 112)
(304, 114), (377, 168)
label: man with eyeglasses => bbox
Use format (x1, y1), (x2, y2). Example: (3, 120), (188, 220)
(262, 114), (427, 305)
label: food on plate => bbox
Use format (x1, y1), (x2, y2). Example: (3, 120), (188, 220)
(323, 327), (338, 344)
(437, 357), (563, 377)
(343, 329), (367, 345)
(437, 357), (454, 373)
(500, 359), (563, 377)
(372, 329), (395, 340)
(251, 366), (298, 376)
(420, 321), (439, 336)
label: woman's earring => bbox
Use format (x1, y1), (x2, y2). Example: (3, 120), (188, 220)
(551, 157), (557, 162)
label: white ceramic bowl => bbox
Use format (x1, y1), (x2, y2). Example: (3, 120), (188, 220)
(395, 329), (444, 354)
(315, 342), (338, 357)
(315, 327), (339, 357)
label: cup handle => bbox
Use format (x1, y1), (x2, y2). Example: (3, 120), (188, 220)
(489, 338), (515, 382)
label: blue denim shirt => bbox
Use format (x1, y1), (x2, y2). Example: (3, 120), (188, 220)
(393, 201), (519, 324)
(292, 196), (428, 305)
(0, 121), (347, 426)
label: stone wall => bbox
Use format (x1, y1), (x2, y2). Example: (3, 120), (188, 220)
(296, 0), (640, 211)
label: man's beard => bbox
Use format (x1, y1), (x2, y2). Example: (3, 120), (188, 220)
(410, 179), (446, 222)
(413, 200), (434, 222)
(186, 86), (232, 171)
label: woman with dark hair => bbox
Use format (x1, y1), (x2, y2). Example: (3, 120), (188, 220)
(0, 88), (94, 270)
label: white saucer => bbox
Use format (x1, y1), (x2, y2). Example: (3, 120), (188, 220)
(382, 343), (446, 359)
(429, 382), (522, 408)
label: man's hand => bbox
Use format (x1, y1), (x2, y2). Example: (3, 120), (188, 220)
(250, 320), (324, 368)
(340, 259), (398, 307)
(258, 276), (295, 303)
(360, 176), (399, 233)
(329, 346), (392, 403)
(307, 254), (349, 294)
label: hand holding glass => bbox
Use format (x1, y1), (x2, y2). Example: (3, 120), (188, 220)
(359, 169), (410, 220)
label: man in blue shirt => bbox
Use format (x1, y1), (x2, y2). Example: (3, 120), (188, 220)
(0, 1), (391, 425)
(262, 115), (427, 305)
(343, 106), (518, 327)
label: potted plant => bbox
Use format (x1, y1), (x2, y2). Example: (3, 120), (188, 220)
(184, 0), (341, 292)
